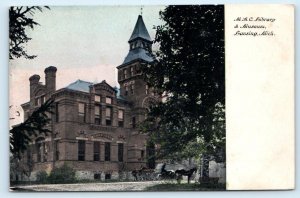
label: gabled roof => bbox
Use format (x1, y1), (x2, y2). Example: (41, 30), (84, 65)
(123, 48), (154, 64)
(65, 79), (124, 100)
(128, 15), (151, 42)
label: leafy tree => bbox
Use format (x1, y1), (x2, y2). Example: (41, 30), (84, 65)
(141, 5), (225, 177)
(10, 99), (54, 159)
(9, 6), (50, 59)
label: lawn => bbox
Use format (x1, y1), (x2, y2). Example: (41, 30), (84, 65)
(145, 183), (226, 191)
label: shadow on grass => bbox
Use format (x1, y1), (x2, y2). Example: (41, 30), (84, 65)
(145, 183), (226, 191)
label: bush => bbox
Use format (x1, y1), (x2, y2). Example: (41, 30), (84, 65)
(47, 163), (76, 184)
(36, 170), (48, 184)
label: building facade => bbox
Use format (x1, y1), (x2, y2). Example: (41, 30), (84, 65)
(20, 15), (159, 181)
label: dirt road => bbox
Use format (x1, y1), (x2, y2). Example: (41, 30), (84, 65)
(12, 181), (169, 192)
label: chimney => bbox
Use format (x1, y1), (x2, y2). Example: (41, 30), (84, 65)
(44, 66), (57, 94)
(29, 74), (40, 98)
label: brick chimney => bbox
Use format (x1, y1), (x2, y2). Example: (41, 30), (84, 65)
(29, 74), (40, 98)
(44, 66), (57, 94)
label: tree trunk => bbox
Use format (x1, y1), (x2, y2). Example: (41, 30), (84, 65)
(201, 153), (209, 178)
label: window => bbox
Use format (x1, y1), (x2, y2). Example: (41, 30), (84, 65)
(145, 85), (149, 95)
(130, 66), (134, 77)
(78, 140), (85, 161)
(106, 97), (112, 104)
(35, 98), (41, 106)
(146, 142), (156, 169)
(41, 95), (46, 104)
(105, 174), (111, 180)
(123, 69), (127, 79)
(141, 150), (145, 160)
(125, 86), (128, 96)
(130, 84), (134, 95)
(94, 141), (100, 161)
(132, 117), (136, 128)
(118, 109), (124, 127)
(105, 107), (112, 126)
(94, 173), (101, 180)
(55, 103), (59, 122)
(36, 139), (45, 162)
(118, 143), (124, 162)
(78, 103), (86, 123)
(105, 142), (111, 161)
(55, 140), (59, 161)
(94, 105), (101, 125)
(27, 147), (32, 163)
(95, 95), (101, 103)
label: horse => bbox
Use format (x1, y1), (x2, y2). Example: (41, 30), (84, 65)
(175, 167), (197, 184)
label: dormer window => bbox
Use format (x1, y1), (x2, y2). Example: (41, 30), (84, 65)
(130, 66), (134, 77)
(106, 107), (112, 126)
(123, 69), (127, 79)
(95, 95), (101, 103)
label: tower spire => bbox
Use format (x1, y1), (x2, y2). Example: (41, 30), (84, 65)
(140, 6), (143, 16)
(118, 14), (154, 66)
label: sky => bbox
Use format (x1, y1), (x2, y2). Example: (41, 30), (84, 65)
(9, 6), (165, 126)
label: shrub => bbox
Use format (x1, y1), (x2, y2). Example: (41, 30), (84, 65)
(47, 163), (76, 184)
(36, 170), (48, 184)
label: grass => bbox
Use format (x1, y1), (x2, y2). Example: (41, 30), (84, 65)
(145, 183), (226, 191)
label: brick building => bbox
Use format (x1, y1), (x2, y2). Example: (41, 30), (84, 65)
(19, 15), (159, 181)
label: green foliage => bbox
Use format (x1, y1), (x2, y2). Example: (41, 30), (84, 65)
(141, 5), (225, 168)
(145, 183), (225, 191)
(10, 99), (54, 159)
(36, 170), (48, 184)
(47, 163), (76, 184)
(9, 6), (50, 59)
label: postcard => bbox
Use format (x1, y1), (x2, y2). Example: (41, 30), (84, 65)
(9, 4), (294, 191)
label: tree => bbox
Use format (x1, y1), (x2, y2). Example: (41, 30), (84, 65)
(141, 5), (225, 177)
(10, 99), (54, 159)
(47, 163), (76, 184)
(9, 6), (50, 60)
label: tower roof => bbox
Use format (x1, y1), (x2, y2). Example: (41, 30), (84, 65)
(123, 48), (153, 64)
(128, 15), (151, 42)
